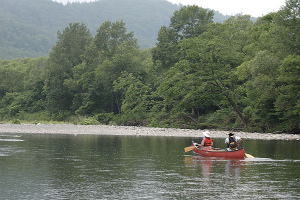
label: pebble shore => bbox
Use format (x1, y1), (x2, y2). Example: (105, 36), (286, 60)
(0, 123), (299, 140)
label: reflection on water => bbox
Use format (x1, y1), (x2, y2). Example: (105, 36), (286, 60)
(184, 155), (300, 199)
(0, 134), (25, 156)
(184, 156), (245, 187)
(1, 133), (300, 199)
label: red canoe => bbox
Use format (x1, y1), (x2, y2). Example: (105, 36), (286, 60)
(192, 142), (245, 159)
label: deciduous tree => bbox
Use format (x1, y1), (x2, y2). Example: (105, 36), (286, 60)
(44, 23), (92, 115)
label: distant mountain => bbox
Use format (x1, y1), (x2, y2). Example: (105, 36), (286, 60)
(0, 0), (234, 59)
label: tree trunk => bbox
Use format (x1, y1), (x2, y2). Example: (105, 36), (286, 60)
(214, 78), (248, 126)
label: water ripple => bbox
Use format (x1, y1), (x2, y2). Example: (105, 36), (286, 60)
(0, 139), (24, 142)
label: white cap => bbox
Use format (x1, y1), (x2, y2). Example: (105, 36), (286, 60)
(203, 130), (211, 138)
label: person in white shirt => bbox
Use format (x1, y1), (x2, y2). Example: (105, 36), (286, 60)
(225, 131), (242, 151)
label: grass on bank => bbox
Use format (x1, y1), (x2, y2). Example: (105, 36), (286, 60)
(0, 112), (104, 125)
(0, 110), (255, 132)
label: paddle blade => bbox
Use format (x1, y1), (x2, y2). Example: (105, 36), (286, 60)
(245, 153), (255, 158)
(184, 146), (196, 152)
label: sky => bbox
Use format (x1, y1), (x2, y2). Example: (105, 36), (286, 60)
(53, 0), (286, 17)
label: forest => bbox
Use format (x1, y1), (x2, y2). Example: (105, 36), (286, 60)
(1, 1), (300, 134)
(0, 0), (234, 59)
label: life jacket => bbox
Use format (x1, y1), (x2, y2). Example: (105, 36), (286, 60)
(228, 136), (238, 150)
(204, 137), (212, 146)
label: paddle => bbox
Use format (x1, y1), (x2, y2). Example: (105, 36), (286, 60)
(184, 145), (196, 152)
(245, 153), (255, 158)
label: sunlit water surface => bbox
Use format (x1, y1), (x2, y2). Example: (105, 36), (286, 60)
(1, 133), (300, 199)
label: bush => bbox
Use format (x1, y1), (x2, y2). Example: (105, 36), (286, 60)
(95, 113), (114, 124)
(52, 111), (71, 121)
(12, 119), (21, 124)
(82, 117), (100, 125)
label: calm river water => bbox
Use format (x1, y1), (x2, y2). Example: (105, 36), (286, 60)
(1, 133), (300, 199)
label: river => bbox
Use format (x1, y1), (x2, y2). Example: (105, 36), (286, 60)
(1, 133), (300, 199)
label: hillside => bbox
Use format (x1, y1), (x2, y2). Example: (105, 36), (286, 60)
(0, 0), (232, 59)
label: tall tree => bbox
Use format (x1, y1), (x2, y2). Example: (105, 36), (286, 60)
(44, 23), (92, 115)
(275, 0), (300, 55)
(94, 20), (137, 60)
(276, 55), (300, 132)
(75, 20), (141, 115)
(152, 5), (214, 72)
(241, 51), (281, 131)
(169, 5), (214, 39)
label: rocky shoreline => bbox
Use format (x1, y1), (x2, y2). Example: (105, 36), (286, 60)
(0, 123), (299, 140)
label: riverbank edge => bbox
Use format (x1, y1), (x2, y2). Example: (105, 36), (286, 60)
(0, 123), (299, 140)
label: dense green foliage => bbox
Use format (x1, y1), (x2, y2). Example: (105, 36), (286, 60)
(1, 2), (300, 134)
(0, 0), (236, 59)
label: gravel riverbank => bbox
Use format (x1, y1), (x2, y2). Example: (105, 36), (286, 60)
(0, 123), (299, 140)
